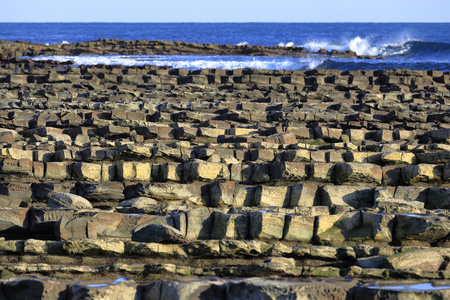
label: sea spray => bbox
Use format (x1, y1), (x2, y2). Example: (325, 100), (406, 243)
(348, 37), (379, 56)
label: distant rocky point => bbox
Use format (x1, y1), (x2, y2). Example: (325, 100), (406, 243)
(0, 39), (380, 60)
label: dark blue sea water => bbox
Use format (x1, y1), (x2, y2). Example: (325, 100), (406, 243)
(1, 23), (449, 71)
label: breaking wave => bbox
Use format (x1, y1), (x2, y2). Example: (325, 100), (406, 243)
(31, 54), (325, 71)
(303, 36), (387, 56)
(301, 35), (450, 58)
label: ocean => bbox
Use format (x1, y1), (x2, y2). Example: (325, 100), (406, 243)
(1, 23), (449, 71)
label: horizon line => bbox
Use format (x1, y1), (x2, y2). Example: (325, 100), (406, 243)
(1, 21), (449, 24)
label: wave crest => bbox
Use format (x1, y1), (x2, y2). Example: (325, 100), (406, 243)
(301, 35), (450, 59)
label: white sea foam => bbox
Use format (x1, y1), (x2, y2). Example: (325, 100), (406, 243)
(31, 54), (323, 71)
(278, 42), (294, 47)
(302, 41), (345, 53)
(61, 40), (69, 44)
(237, 41), (249, 46)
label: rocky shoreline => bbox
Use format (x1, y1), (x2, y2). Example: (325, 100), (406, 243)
(0, 41), (449, 299)
(0, 39), (380, 60)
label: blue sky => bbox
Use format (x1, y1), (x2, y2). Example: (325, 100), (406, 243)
(2, 0), (449, 22)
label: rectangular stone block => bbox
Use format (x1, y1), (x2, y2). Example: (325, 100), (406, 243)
(134, 162), (151, 182)
(233, 184), (255, 207)
(143, 182), (208, 206)
(7, 148), (33, 161)
(101, 163), (116, 182)
(382, 165), (401, 186)
(401, 164), (443, 184)
(289, 183), (318, 207)
(249, 211), (285, 240)
(211, 212), (249, 239)
(282, 149), (310, 162)
(426, 187), (450, 209)
(33, 150), (54, 162)
(185, 207), (214, 240)
(229, 164), (242, 182)
(254, 185), (290, 207)
(250, 75), (270, 84)
(308, 163), (334, 182)
(228, 128), (258, 136)
(0, 182), (32, 204)
(0, 158), (33, 177)
(395, 186), (428, 203)
(199, 128), (226, 138)
(381, 152), (416, 165)
(284, 215), (315, 242)
(249, 149), (275, 162)
(208, 181), (237, 207)
(98, 125), (130, 138)
(316, 211), (363, 245)
(250, 163), (271, 183)
(270, 162), (307, 181)
(116, 162), (136, 181)
(9, 75), (29, 85)
(73, 162), (102, 182)
(327, 150), (345, 163)
(286, 126), (312, 139)
(310, 150), (327, 163)
(321, 185), (374, 208)
(345, 129), (367, 144)
(0, 208), (29, 232)
(161, 162), (182, 182)
(362, 212), (395, 242)
(186, 160), (229, 182)
(416, 151), (450, 164)
(334, 162), (382, 185)
(44, 162), (70, 181)
(373, 130), (394, 142)
(344, 152), (381, 164)
(33, 161), (45, 180)
(290, 76), (305, 85)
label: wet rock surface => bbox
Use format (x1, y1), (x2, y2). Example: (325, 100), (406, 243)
(0, 42), (449, 299)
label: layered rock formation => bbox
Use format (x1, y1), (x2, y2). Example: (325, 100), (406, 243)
(0, 51), (449, 299)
